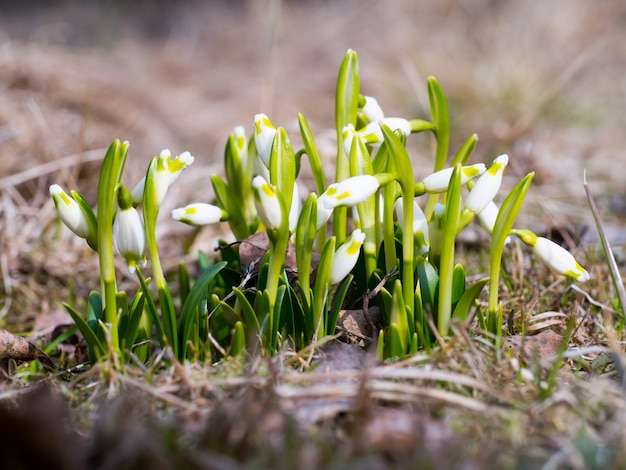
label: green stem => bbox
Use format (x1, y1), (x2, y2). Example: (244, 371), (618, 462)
(96, 140), (128, 353)
(437, 165), (461, 337)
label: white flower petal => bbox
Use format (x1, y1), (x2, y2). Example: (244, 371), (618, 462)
(172, 203), (224, 226)
(330, 229), (365, 284)
(253, 175), (282, 230)
(321, 175), (380, 209)
(533, 237), (590, 282)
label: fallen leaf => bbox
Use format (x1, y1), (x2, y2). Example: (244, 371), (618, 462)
(505, 329), (564, 362)
(0, 328), (55, 372)
(238, 232), (320, 282)
(336, 307), (381, 346)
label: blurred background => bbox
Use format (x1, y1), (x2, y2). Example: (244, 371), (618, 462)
(0, 0), (625, 321)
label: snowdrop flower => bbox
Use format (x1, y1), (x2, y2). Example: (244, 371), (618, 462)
(342, 123), (359, 157)
(357, 117), (412, 146)
(394, 197), (429, 253)
(516, 230), (590, 282)
(254, 114), (277, 168)
(476, 202), (511, 244)
(49, 184), (92, 239)
(131, 149), (195, 205)
(113, 206), (146, 274)
(315, 197), (334, 230)
(532, 236), (590, 282)
(252, 176), (282, 231)
(360, 96), (385, 123)
(166, 150), (195, 185)
(476, 201), (500, 233)
(320, 175), (380, 209)
(330, 229), (366, 284)
(464, 154), (508, 214)
(172, 203), (227, 226)
(419, 163), (486, 194)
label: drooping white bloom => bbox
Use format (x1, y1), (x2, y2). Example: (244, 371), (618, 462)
(131, 149), (195, 205)
(166, 150), (195, 185)
(330, 229), (366, 284)
(360, 96), (385, 123)
(113, 207), (145, 274)
(381, 117), (412, 135)
(315, 196), (334, 230)
(394, 198), (429, 252)
(49, 184), (91, 239)
(253, 114), (277, 168)
(532, 236), (590, 282)
(476, 201), (500, 233)
(252, 176), (282, 231)
(357, 117), (412, 146)
(464, 154), (508, 214)
(320, 175), (380, 210)
(421, 163), (486, 194)
(476, 202), (511, 244)
(172, 203), (226, 226)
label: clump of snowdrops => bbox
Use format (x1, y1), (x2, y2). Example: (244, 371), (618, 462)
(50, 49), (589, 364)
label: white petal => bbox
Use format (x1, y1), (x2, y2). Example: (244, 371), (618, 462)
(253, 175), (282, 230)
(321, 175), (380, 209)
(172, 203), (223, 226)
(330, 229), (365, 284)
(533, 237), (590, 281)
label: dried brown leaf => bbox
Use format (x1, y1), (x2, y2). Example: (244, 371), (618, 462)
(0, 328), (55, 372)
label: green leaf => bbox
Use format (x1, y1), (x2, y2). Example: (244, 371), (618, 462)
(269, 127), (296, 213)
(179, 261), (227, 359)
(229, 321), (246, 357)
(334, 49), (360, 242)
(295, 193), (318, 306)
(384, 323), (405, 360)
(312, 237), (336, 338)
(233, 287), (261, 333)
(451, 264), (466, 309)
(335, 49), (360, 167)
(417, 257), (439, 314)
(87, 291), (103, 334)
(437, 165), (461, 337)
(211, 174), (250, 240)
(178, 262), (191, 307)
(451, 133), (478, 167)
(390, 280), (409, 353)
(135, 270), (166, 349)
(224, 133), (245, 205)
(115, 291), (129, 341)
(488, 172), (534, 335)
(64, 303), (104, 363)
(452, 277), (488, 322)
(122, 292), (146, 353)
(327, 274), (353, 336)
(298, 113), (327, 195)
(427, 76), (450, 172)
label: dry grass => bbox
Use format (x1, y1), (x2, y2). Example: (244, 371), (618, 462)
(1, 0), (626, 467)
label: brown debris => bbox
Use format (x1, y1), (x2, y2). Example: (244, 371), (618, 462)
(0, 327), (55, 372)
(336, 307), (381, 346)
(505, 329), (564, 362)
